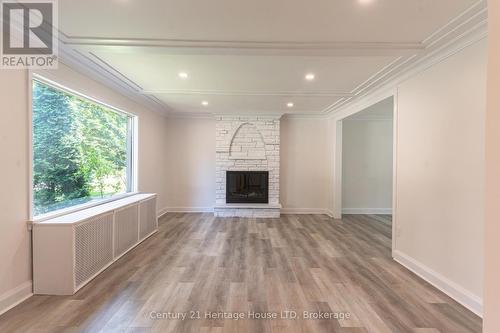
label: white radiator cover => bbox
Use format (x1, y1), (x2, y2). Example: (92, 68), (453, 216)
(139, 198), (157, 239)
(75, 212), (114, 288)
(114, 205), (139, 259)
(33, 193), (158, 295)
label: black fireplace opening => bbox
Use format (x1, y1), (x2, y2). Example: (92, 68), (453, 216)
(226, 171), (269, 204)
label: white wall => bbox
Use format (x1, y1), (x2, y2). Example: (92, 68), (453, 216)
(0, 62), (169, 314)
(484, 2), (500, 330)
(0, 69), (32, 314)
(328, 117), (340, 217)
(162, 115), (331, 213)
(280, 116), (331, 213)
(342, 118), (393, 213)
(395, 38), (486, 314)
(165, 117), (216, 211)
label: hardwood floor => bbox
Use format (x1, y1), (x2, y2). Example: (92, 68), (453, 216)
(0, 213), (481, 332)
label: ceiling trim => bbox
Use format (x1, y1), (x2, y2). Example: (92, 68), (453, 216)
(86, 51), (143, 91)
(66, 47), (174, 113)
(83, 46), (357, 100)
(63, 35), (422, 49)
(320, 55), (411, 113)
(423, 0), (487, 47)
(282, 113), (331, 120)
(57, 43), (170, 115)
(166, 112), (334, 119)
(330, 28), (487, 121)
(214, 113), (284, 119)
(166, 112), (216, 120)
(344, 116), (393, 121)
(55, 0), (487, 116)
(61, 34), (423, 57)
(325, 0), (487, 114)
(141, 89), (354, 97)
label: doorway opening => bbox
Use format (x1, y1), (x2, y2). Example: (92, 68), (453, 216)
(333, 94), (397, 255)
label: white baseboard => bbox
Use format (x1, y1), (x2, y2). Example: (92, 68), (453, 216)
(0, 281), (33, 316)
(280, 208), (329, 215)
(342, 208), (392, 215)
(393, 250), (482, 317)
(162, 207), (334, 215)
(164, 207), (215, 213)
(157, 207), (169, 218)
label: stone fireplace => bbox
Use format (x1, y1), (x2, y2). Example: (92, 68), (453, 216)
(214, 115), (281, 217)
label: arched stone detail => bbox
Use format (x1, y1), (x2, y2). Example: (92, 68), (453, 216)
(229, 122), (266, 160)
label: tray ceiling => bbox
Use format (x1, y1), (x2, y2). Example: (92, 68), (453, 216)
(56, 0), (487, 116)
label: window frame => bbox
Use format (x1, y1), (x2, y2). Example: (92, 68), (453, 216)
(29, 73), (139, 222)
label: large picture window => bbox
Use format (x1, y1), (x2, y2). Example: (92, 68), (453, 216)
(32, 79), (135, 217)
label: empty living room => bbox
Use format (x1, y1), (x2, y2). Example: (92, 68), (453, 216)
(1, 0), (500, 332)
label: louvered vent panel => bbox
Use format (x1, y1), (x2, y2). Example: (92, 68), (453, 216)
(114, 205), (139, 258)
(139, 197), (157, 239)
(74, 213), (113, 288)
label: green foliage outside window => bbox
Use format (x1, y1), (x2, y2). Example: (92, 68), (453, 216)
(32, 80), (131, 216)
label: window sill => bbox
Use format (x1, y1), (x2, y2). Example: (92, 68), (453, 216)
(30, 192), (139, 224)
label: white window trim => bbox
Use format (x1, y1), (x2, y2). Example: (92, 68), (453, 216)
(28, 72), (139, 222)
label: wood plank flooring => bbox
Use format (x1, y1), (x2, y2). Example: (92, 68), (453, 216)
(0, 213), (481, 332)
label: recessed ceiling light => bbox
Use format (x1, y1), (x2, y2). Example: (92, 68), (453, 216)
(305, 73), (315, 81)
(287, 102), (294, 108)
(358, 0), (374, 5)
(178, 72), (188, 79)
(201, 101), (209, 106)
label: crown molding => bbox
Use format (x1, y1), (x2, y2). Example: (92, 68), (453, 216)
(214, 113), (284, 119)
(330, 27), (487, 120)
(166, 112), (307, 120)
(86, 51), (143, 91)
(63, 35), (422, 50)
(344, 116), (393, 121)
(141, 89), (354, 97)
(422, 0), (487, 47)
(282, 113), (331, 119)
(166, 112), (217, 120)
(167, 111), (338, 120)
(326, 0), (487, 114)
(320, 55), (413, 113)
(58, 41), (171, 116)
(61, 33), (423, 57)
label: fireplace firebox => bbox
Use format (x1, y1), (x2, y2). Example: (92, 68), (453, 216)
(226, 171), (269, 204)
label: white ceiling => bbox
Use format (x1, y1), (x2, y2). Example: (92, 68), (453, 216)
(60, 0), (474, 42)
(56, 0), (487, 116)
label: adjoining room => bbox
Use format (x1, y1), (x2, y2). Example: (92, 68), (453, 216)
(341, 97), (394, 217)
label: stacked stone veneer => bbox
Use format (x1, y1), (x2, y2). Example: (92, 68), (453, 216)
(215, 115), (281, 218)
